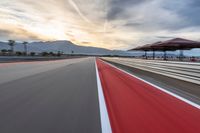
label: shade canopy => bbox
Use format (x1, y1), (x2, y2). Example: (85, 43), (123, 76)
(130, 38), (200, 51)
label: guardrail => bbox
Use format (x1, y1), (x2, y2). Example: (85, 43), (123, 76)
(102, 57), (200, 85)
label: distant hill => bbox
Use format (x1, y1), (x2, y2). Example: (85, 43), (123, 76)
(0, 41), (130, 56)
(1, 40), (199, 56)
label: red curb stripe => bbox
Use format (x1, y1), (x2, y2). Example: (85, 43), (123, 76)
(96, 59), (200, 133)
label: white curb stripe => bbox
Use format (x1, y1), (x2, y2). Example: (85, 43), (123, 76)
(102, 59), (200, 110)
(95, 60), (112, 133)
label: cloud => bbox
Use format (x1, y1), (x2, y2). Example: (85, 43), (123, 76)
(68, 0), (91, 23)
(169, 0), (200, 27)
(107, 0), (148, 20)
(0, 29), (11, 37)
(0, 0), (200, 50)
(0, 24), (47, 41)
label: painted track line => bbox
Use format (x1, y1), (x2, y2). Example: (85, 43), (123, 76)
(102, 59), (200, 109)
(95, 60), (112, 133)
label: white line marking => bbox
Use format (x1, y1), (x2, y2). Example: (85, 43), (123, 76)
(101, 59), (200, 110)
(95, 60), (112, 133)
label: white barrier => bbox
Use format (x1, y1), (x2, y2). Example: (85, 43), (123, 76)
(102, 57), (200, 85)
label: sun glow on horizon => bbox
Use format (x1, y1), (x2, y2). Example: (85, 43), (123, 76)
(1, 0), (200, 50)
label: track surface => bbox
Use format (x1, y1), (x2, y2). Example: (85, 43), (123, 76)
(0, 58), (101, 133)
(96, 59), (200, 133)
(1, 57), (200, 133)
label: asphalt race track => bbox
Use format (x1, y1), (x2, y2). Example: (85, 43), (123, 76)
(0, 58), (101, 133)
(0, 57), (200, 133)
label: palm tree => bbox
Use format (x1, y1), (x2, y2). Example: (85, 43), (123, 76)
(22, 41), (28, 55)
(8, 40), (15, 55)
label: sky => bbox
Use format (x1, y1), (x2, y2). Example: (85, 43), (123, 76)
(0, 0), (200, 50)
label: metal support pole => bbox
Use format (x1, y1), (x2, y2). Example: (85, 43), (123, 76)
(153, 50), (155, 60)
(179, 50), (184, 61)
(164, 51), (167, 60)
(145, 51), (147, 59)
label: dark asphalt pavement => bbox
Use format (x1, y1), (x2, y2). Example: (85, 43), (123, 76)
(0, 58), (101, 133)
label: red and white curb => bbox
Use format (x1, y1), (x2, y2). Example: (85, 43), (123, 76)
(102, 59), (200, 109)
(95, 59), (200, 133)
(95, 61), (112, 133)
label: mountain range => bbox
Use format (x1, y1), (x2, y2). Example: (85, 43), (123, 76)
(0, 40), (199, 56)
(0, 40), (130, 56)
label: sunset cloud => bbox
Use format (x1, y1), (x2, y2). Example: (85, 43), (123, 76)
(0, 0), (200, 50)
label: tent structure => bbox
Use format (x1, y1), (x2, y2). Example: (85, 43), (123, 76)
(130, 38), (200, 60)
(141, 42), (162, 59)
(130, 44), (152, 59)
